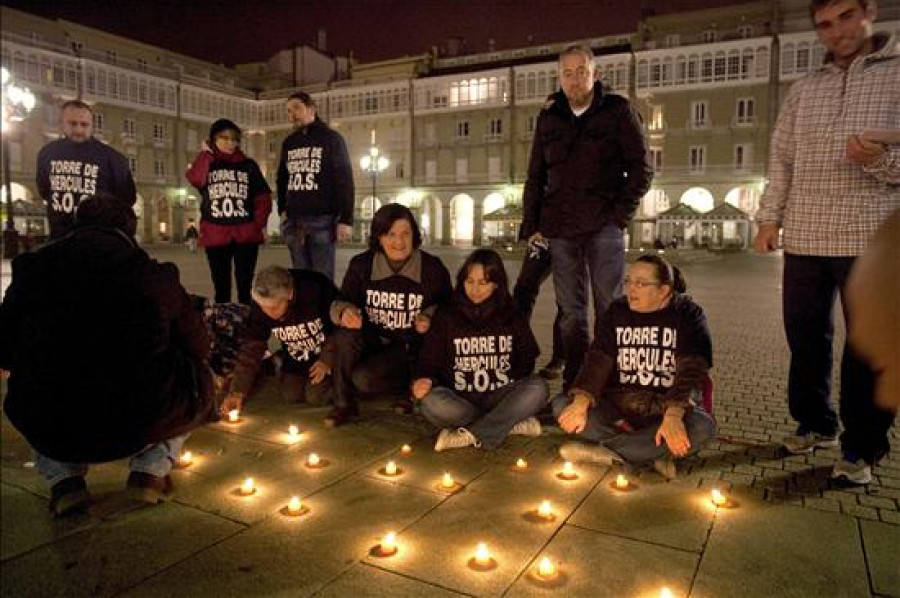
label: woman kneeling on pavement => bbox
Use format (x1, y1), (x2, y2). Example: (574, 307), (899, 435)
(327, 204), (452, 427)
(554, 254), (716, 479)
(413, 249), (549, 451)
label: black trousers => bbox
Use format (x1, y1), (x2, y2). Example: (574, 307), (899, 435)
(331, 328), (412, 409)
(513, 246), (564, 363)
(205, 242), (259, 304)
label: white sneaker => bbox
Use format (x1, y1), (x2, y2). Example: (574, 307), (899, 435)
(509, 417), (542, 437)
(831, 458), (872, 485)
(434, 428), (479, 452)
(782, 428), (839, 455)
(559, 441), (623, 466)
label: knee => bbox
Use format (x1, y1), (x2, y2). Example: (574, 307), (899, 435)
(333, 328), (365, 361)
(550, 392), (572, 418)
(687, 411), (717, 452)
(517, 376), (550, 409)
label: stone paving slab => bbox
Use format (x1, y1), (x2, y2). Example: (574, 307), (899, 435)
(120, 476), (443, 598)
(860, 520), (900, 597)
(692, 501), (871, 597)
(315, 563), (468, 597)
(0, 501), (244, 597)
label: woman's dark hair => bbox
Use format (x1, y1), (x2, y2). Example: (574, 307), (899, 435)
(456, 248), (510, 300)
(74, 193), (137, 238)
(635, 254), (687, 293)
(368, 203), (422, 252)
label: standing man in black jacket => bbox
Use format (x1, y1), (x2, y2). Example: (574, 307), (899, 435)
(522, 44), (652, 390)
(36, 100), (137, 239)
(276, 91), (354, 281)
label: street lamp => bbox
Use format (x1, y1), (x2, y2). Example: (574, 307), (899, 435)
(2, 66), (37, 244)
(359, 130), (389, 207)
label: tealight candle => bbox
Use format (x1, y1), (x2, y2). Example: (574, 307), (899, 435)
(557, 461), (578, 480)
(240, 477), (255, 496)
(474, 542), (491, 566)
(442, 472), (455, 488)
(384, 460), (398, 476)
(516, 458), (528, 470)
(307, 453), (321, 467)
(288, 424), (299, 438)
(400, 444), (412, 455)
(381, 531), (397, 555)
(616, 474), (629, 489)
(537, 556), (557, 579)
(538, 500), (553, 520)
(660, 587), (674, 598)
(227, 409), (240, 423)
(180, 451), (193, 466)
(287, 496), (302, 514)
(710, 488), (728, 507)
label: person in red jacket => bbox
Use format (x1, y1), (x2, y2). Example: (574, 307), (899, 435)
(186, 119), (272, 304)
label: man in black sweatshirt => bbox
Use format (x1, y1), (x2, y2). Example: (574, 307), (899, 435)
(36, 100), (137, 239)
(276, 91), (354, 281)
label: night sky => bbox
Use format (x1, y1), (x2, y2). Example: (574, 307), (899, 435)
(5, 0), (754, 66)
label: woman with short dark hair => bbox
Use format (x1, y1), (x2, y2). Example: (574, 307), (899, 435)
(327, 204), (452, 426)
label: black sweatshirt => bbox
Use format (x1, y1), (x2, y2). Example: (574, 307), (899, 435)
(276, 118), (354, 225)
(231, 270), (338, 394)
(417, 291), (540, 404)
(331, 249), (452, 346)
(572, 294), (712, 420)
(36, 137), (137, 238)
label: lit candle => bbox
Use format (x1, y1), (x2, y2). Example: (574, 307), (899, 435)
(384, 460), (398, 476)
(538, 500), (553, 519)
(558, 461), (578, 480)
(288, 424), (299, 438)
(307, 453), (321, 467)
(516, 458), (528, 470)
(400, 444), (412, 455)
(710, 488), (728, 507)
(660, 587), (674, 598)
(442, 472), (455, 488)
(615, 474), (629, 489)
(180, 450), (193, 466)
(474, 542), (491, 566)
(240, 477), (255, 495)
(227, 409), (240, 423)
(537, 556), (557, 579)
(380, 531), (397, 555)
(287, 496), (302, 514)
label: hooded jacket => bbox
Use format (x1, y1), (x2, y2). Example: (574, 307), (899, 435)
(416, 290), (540, 404)
(521, 82), (653, 239)
(0, 226), (216, 462)
(186, 147), (272, 247)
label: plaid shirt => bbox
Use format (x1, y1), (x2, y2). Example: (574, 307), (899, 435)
(757, 33), (900, 256)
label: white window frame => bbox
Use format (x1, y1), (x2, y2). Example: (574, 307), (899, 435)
(689, 145), (706, 174)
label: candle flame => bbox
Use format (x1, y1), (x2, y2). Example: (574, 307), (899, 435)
(241, 477), (254, 494)
(616, 474), (629, 488)
(227, 409), (239, 422)
(475, 542), (490, 563)
(308, 453), (320, 466)
(382, 531), (396, 550)
(385, 460), (397, 475)
(400, 444), (412, 454)
(711, 488), (727, 506)
(288, 424), (299, 437)
(181, 451), (193, 464)
(538, 556), (556, 577)
(660, 587), (674, 598)
(538, 500), (552, 518)
(516, 458), (528, 469)
(288, 496), (302, 512)
(442, 472), (454, 488)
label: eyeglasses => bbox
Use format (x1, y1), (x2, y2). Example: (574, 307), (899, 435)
(623, 277), (661, 289)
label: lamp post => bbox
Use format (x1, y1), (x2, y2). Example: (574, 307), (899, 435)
(359, 130), (389, 212)
(2, 66), (37, 252)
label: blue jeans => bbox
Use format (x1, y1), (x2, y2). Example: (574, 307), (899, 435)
(282, 215), (337, 281)
(35, 435), (188, 487)
(783, 254), (893, 463)
(420, 376), (549, 449)
(551, 393), (715, 466)
(549, 226), (625, 388)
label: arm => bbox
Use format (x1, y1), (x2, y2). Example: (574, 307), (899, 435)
(0, 257), (29, 369)
(36, 148), (51, 203)
(185, 151), (214, 190)
(332, 134), (355, 226)
(509, 313), (540, 378)
(412, 309), (448, 398)
(661, 300), (713, 411)
(612, 101), (653, 227)
(756, 84), (802, 236)
(330, 255), (367, 326)
(276, 139), (289, 216)
(249, 161), (273, 232)
(521, 114), (548, 240)
(229, 307), (271, 397)
(858, 142), (900, 185)
(116, 153), (138, 206)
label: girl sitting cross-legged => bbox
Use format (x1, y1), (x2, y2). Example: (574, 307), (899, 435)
(412, 249), (549, 451)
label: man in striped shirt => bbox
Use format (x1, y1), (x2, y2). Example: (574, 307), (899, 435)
(754, 0), (898, 485)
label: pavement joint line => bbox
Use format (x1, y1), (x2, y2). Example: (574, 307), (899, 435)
(358, 560), (478, 598)
(857, 517), (878, 598)
(565, 521), (708, 557)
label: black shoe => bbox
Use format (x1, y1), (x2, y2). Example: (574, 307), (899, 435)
(392, 397), (414, 415)
(538, 359), (565, 380)
(324, 405), (359, 428)
(49, 476), (90, 518)
(126, 471), (173, 504)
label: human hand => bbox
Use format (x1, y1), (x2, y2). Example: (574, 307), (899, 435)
(528, 232), (545, 245)
(411, 378), (433, 400)
(221, 391), (244, 415)
(340, 306), (363, 329)
(753, 223), (780, 253)
(414, 313), (431, 334)
(655, 414), (690, 457)
(336, 223), (353, 242)
(201, 139), (213, 154)
(309, 360), (331, 385)
(557, 392), (591, 434)
(846, 135), (886, 167)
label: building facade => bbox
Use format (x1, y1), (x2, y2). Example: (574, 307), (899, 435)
(2, 3), (898, 247)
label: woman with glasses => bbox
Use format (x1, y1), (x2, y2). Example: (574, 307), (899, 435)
(186, 119), (272, 304)
(552, 254), (715, 479)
